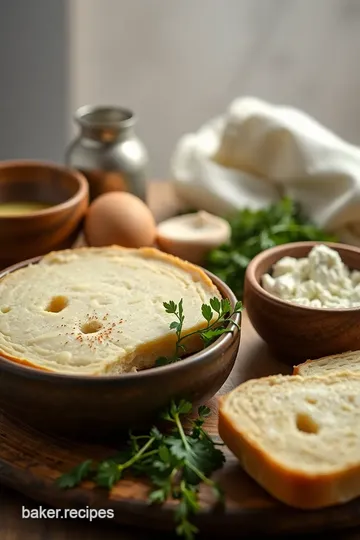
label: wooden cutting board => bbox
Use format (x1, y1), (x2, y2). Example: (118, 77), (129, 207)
(1, 183), (360, 537)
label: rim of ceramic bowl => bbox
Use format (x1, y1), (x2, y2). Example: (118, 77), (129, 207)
(0, 257), (241, 382)
(0, 160), (88, 219)
(246, 240), (360, 313)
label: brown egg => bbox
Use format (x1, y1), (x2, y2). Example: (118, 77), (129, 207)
(84, 192), (156, 248)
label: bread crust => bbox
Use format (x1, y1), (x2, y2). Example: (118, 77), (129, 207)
(218, 376), (360, 509)
(293, 350), (355, 376)
(293, 358), (312, 375)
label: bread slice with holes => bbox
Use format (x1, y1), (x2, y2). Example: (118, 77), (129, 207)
(0, 246), (221, 375)
(294, 351), (360, 377)
(218, 373), (360, 509)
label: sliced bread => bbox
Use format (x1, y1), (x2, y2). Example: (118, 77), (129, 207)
(0, 246), (221, 375)
(294, 351), (360, 377)
(218, 373), (360, 509)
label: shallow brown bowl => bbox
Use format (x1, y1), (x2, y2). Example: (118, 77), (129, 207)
(0, 258), (240, 439)
(244, 241), (360, 365)
(0, 160), (89, 267)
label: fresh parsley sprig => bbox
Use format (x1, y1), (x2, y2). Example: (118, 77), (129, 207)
(57, 400), (225, 540)
(205, 197), (337, 299)
(156, 297), (242, 366)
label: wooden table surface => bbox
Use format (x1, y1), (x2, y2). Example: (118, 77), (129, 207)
(1, 183), (360, 540)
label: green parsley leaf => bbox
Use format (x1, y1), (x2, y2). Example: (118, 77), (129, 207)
(201, 303), (213, 322)
(56, 460), (93, 489)
(148, 488), (167, 504)
(176, 519), (198, 540)
(158, 445), (171, 463)
(180, 484), (199, 513)
(58, 401), (224, 540)
(164, 300), (177, 314)
(200, 327), (231, 344)
(177, 399), (193, 416)
(220, 298), (231, 315)
(157, 296), (242, 365)
(209, 297), (221, 313)
(198, 405), (211, 418)
(150, 426), (163, 440)
(205, 197), (337, 299)
(167, 436), (188, 460)
(170, 321), (180, 331)
(95, 460), (121, 489)
(178, 298), (184, 321)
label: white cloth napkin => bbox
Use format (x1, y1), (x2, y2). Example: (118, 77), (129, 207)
(170, 97), (360, 245)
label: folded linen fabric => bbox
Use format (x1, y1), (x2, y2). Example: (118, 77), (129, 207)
(171, 97), (360, 245)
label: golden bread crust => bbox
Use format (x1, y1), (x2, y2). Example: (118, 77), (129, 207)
(218, 374), (360, 509)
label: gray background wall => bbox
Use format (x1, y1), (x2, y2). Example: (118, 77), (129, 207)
(1, 0), (360, 178)
(70, 0), (360, 178)
(0, 0), (68, 162)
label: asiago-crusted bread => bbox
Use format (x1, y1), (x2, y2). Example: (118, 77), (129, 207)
(218, 373), (360, 509)
(0, 246), (221, 375)
(294, 351), (360, 376)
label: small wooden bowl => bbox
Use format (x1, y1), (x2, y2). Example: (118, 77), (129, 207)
(0, 261), (240, 439)
(0, 160), (89, 267)
(244, 241), (360, 364)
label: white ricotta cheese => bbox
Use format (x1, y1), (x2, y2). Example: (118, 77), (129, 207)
(261, 244), (360, 309)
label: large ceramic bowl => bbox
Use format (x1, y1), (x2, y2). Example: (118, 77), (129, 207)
(0, 160), (89, 268)
(0, 258), (241, 439)
(244, 241), (360, 364)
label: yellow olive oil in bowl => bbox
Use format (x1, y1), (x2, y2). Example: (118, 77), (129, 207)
(0, 202), (53, 216)
(0, 159), (89, 267)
